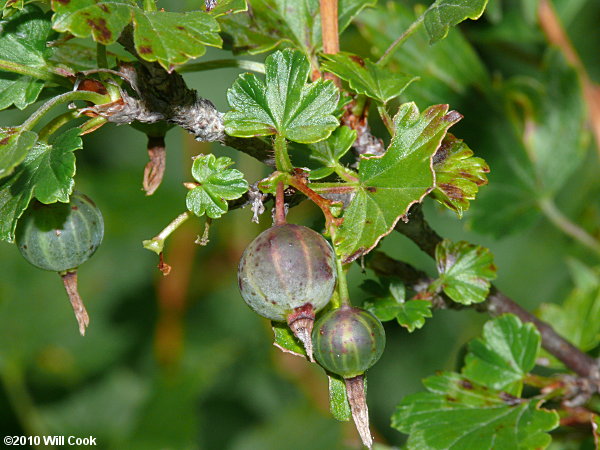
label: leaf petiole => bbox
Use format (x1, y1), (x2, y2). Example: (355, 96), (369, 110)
(143, 211), (192, 255)
(96, 43), (108, 70)
(274, 134), (293, 173)
(79, 117), (108, 135)
(37, 110), (79, 142)
(0, 58), (71, 88)
(334, 254), (351, 306)
(308, 182), (358, 193)
(377, 104), (394, 135)
(21, 91), (110, 132)
(177, 59), (266, 74)
(284, 173), (343, 232)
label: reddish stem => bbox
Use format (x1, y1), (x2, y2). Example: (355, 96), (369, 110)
(320, 0), (341, 86)
(275, 181), (287, 226)
(286, 173), (343, 232)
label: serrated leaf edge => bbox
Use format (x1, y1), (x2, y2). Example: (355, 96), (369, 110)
(340, 103), (461, 264)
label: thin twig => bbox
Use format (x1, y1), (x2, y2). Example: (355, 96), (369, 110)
(367, 249), (600, 385)
(391, 205), (600, 385)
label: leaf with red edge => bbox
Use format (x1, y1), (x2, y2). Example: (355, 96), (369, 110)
(333, 103), (462, 263)
(431, 134), (489, 217)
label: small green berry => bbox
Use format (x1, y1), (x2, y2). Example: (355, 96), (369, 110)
(312, 305), (386, 379)
(15, 192), (104, 336)
(16, 192), (104, 272)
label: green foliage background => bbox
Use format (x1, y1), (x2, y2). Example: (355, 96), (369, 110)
(0, 0), (599, 448)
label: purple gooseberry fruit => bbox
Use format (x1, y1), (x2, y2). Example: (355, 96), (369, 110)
(238, 223), (337, 359)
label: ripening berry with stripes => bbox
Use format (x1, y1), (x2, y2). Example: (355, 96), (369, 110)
(312, 304), (386, 448)
(312, 305), (386, 378)
(15, 192), (104, 336)
(238, 223), (337, 360)
(16, 193), (104, 272)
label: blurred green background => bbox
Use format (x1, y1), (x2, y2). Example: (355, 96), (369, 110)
(1, 0), (599, 448)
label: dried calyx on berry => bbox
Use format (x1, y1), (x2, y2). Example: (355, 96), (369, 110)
(15, 192), (104, 336)
(238, 223), (337, 360)
(313, 305), (386, 449)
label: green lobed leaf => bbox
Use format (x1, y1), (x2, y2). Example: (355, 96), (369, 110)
(218, 0), (376, 56)
(431, 134), (489, 217)
(392, 372), (559, 450)
(272, 321), (306, 358)
(224, 49), (339, 143)
(462, 314), (541, 395)
(362, 278), (432, 331)
(396, 300), (432, 332)
(321, 52), (418, 105)
(0, 128), (82, 242)
(51, 1), (222, 69)
(307, 126), (356, 180)
(51, 0), (136, 45)
(0, 5), (57, 110)
(537, 259), (600, 352)
(0, 128), (37, 178)
(363, 278), (406, 322)
(132, 10), (221, 71)
(328, 374), (351, 422)
(424, 0), (489, 44)
(185, 154), (248, 219)
(434, 240), (497, 305)
(333, 103), (461, 263)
